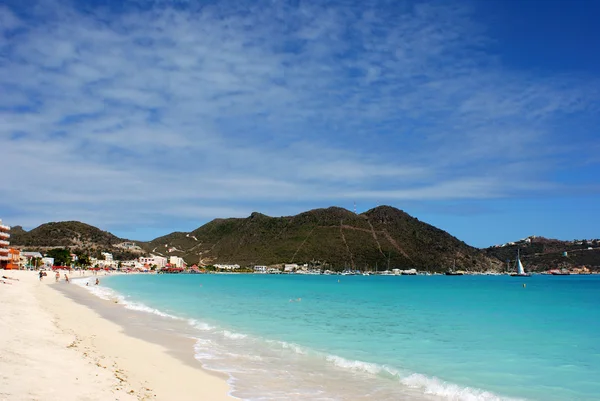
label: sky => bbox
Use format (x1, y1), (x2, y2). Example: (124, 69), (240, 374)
(1, 0), (599, 248)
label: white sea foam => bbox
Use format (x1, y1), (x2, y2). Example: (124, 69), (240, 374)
(74, 277), (519, 401)
(222, 351), (264, 362)
(73, 278), (119, 301)
(324, 354), (516, 401)
(325, 354), (398, 376)
(190, 329), (515, 401)
(267, 340), (307, 355)
(193, 339), (219, 360)
(195, 338), (213, 346)
(401, 373), (521, 401)
(121, 302), (178, 319)
(188, 319), (215, 331)
(223, 330), (248, 340)
(73, 277), (177, 319)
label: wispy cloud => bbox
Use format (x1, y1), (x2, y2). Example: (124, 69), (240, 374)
(1, 0), (598, 236)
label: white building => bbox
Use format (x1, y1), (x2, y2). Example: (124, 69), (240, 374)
(41, 257), (54, 268)
(139, 255), (168, 268)
(254, 265), (267, 273)
(91, 254), (116, 269)
(0, 219), (10, 268)
(120, 260), (147, 269)
(20, 251), (43, 268)
(284, 263), (298, 272)
(214, 264), (240, 270)
(21, 251), (43, 259)
(169, 256), (186, 268)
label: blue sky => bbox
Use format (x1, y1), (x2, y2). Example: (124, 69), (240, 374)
(1, 0), (599, 248)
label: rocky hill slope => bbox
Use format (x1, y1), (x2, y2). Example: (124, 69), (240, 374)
(12, 209), (597, 272)
(484, 236), (600, 271)
(143, 206), (502, 271)
(9, 221), (143, 260)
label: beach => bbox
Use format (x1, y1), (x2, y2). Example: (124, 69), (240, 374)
(3, 271), (599, 401)
(83, 273), (600, 401)
(0, 270), (233, 401)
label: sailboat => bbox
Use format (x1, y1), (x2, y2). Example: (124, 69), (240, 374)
(445, 259), (463, 275)
(510, 250), (531, 277)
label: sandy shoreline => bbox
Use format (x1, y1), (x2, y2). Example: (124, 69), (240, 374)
(0, 270), (233, 401)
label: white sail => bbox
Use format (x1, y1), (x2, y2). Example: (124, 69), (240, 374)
(516, 258), (525, 275)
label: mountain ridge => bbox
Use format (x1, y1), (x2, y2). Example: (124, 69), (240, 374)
(484, 235), (600, 271)
(139, 205), (500, 271)
(9, 220), (143, 261)
(9, 206), (598, 271)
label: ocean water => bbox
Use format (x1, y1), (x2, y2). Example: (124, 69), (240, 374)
(77, 274), (600, 401)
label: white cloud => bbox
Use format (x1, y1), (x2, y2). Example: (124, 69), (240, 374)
(1, 0), (597, 235)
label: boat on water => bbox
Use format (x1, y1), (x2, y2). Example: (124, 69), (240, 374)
(445, 270), (464, 276)
(445, 259), (464, 275)
(550, 269), (570, 276)
(510, 250), (531, 277)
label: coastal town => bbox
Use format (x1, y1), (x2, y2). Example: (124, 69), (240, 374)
(2, 219), (597, 276)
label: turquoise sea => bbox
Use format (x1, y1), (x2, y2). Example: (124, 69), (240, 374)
(80, 274), (600, 400)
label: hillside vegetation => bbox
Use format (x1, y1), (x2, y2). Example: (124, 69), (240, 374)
(13, 207), (596, 272)
(10, 221), (143, 260)
(484, 237), (600, 271)
(143, 206), (502, 271)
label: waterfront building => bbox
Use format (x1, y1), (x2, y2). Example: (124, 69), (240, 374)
(0, 219), (10, 269)
(41, 257), (55, 268)
(21, 252), (43, 269)
(139, 255), (168, 268)
(169, 256), (186, 268)
(214, 263), (240, 270)
(7, 248), (21, 270)
(284, 263), (298, 272)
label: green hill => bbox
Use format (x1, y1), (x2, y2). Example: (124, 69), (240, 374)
(484, 237), (600, 272)
(10, 221), (122, 247)
(143, 206), (502, 271)
(8, 225), (26, 236)
(18, 208), (596, 272)
(10, 221), (144, 260)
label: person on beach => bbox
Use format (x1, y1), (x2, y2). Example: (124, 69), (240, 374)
(1, 275), (19, 281)
(64, 274), (69, 283)
(39, 270), (44, 281)
(55, 272), (60, 282)
(95, 278), (100, 285)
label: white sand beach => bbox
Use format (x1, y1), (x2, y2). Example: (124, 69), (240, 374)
(0, 270), (233, 401)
